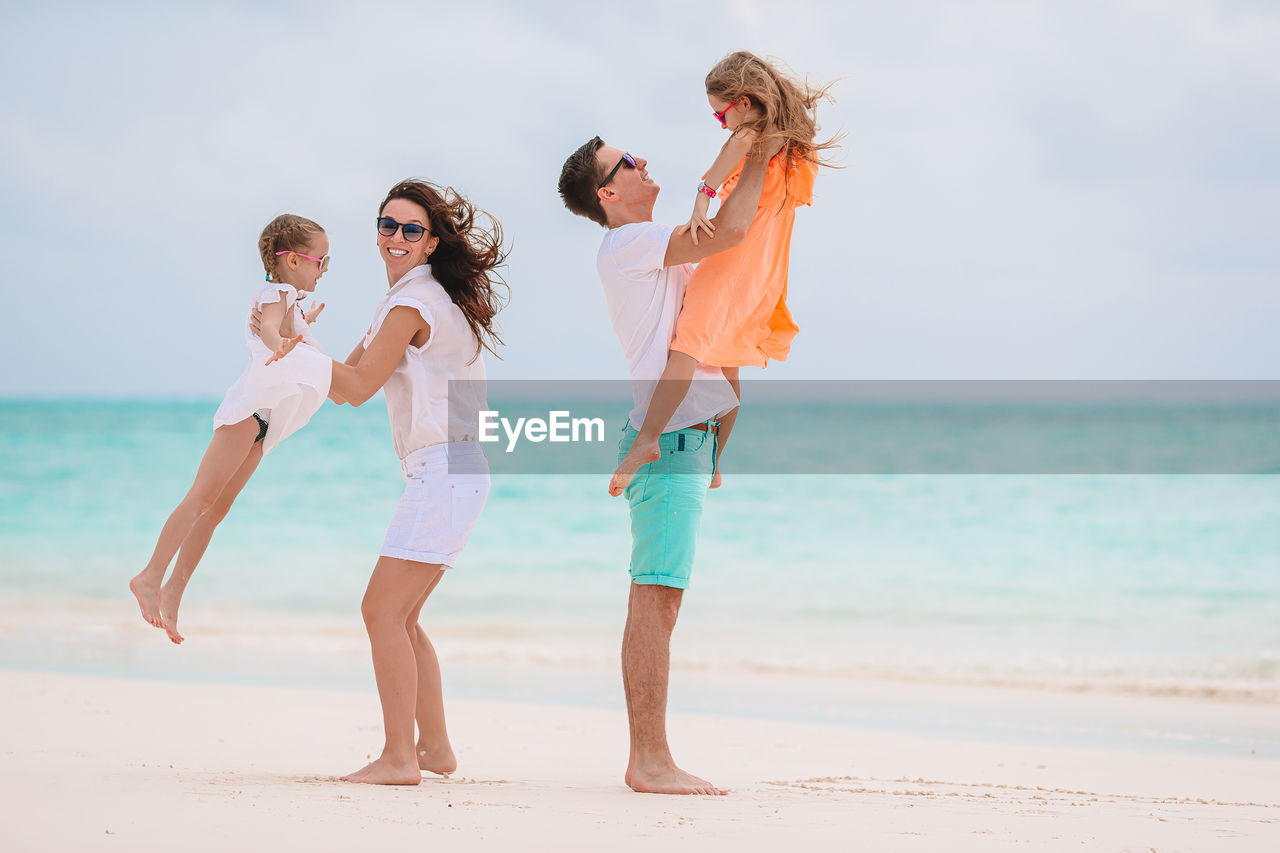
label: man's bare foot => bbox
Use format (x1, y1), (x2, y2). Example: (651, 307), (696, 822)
(340, 756), (421, 786)
(128, 574), (166, 630)
(416, 743), (457, 777)
(610, 440), (660, 496)
(625, 762), (726, 795)
(158, 585), (184, 644)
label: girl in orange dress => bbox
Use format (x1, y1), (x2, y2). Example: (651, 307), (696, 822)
(609, 50), (837, 495)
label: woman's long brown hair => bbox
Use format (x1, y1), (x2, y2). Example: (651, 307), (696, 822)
(380, 180), (510, 361)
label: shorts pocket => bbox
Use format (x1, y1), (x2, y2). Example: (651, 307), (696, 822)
(450, 481), (489, 531)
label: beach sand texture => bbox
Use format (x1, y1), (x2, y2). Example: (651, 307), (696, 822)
(2, 670), (1276, 852)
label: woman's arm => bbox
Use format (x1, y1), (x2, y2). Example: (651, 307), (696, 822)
(329, 307), (428, 407)
(328, 340), (365, 404)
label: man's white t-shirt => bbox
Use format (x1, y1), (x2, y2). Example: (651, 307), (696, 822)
(597, 221), (739, 431)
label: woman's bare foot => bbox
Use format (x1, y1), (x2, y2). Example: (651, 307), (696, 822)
(625, 761), (726, 796)
(158, 585), (185, 644)
(610, 440), (660, 496)
(416, 743), (457, 777)
(128, 574), (166, 630)
(340, 755), (421, 786)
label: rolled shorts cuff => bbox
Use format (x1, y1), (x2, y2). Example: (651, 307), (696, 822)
(378, 547), (457, 568)
(630, 573), (691, 590)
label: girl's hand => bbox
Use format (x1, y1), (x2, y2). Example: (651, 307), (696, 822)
(678, 210), (716, 246)
(677, 192), (715, 246)
(304, 302), (326, 325)
(265, 334), (303, 366)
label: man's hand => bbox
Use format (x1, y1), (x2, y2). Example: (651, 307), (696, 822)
(751, 127), (784, 161)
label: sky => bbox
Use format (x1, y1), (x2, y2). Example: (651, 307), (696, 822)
(1, 0), (1277, 397)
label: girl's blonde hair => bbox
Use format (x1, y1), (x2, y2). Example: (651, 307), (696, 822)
(258, 214), (325, 281)
(705, 50), (839, 168)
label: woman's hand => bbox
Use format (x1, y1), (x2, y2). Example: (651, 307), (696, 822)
(265, 334), (303, 366)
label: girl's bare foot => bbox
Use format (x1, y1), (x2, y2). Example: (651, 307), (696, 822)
(416, 743), (457, 777)
(610, 440), (660, 496)
(709, 470), (723, 489)
(340, 755), (421, 786)
(158, 585), (185, 644)
(128, 575), (166, 630)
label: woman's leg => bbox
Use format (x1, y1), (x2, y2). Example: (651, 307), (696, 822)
(158, 440), (265, 644)
(342, 556), (444, 785)
(129, 418), (260, 629)
(405, 571), (456, 775)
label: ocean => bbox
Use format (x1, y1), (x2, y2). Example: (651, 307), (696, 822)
(2, 397), (1278, 755)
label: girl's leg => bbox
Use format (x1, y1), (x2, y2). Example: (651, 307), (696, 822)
(609, 350), (699, 496)
(159, 440), (265, 644)
(341, 556), (444, 785)
(406, 572), (456, 775)
(129, 419), (260, 629)
(709, 367), (742, 489)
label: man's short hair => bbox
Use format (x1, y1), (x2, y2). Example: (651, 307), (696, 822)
(558, 136), (609, 228)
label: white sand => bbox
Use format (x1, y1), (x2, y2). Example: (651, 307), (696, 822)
(1, 669), (1277, 852)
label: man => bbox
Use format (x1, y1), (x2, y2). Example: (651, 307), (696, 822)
(557, 137), (776, 794)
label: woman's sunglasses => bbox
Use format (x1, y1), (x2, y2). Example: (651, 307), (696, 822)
(376, 217), (428, 242)
(713, 99), (738, 128)
(598, 153), (637, 189)
(275, 250), (329, 273)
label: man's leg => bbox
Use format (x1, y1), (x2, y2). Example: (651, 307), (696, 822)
(622, 582), (724, 795)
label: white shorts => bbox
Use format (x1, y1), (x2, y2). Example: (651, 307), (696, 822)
(381, 442), (490, 567)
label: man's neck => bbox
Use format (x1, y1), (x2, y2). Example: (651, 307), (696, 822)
(605, 201), (656, 229)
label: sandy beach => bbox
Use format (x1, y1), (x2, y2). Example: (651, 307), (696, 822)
(2, 668), (1276, 852)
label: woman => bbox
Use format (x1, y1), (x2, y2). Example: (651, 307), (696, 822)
(327, 179), (507, 785)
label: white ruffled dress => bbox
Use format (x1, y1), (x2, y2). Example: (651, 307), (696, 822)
(212, 282), (331, 454)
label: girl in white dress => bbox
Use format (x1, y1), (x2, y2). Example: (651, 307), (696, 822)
(129, 214), (332, 643)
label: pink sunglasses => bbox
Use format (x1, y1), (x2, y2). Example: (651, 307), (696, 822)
(275, 250), (330, 273)
(713, 99), (738, 128)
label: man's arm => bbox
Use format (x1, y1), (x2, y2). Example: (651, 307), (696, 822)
(662, 139), (782, 268)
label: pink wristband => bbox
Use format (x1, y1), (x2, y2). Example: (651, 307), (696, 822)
(697, 180), (717, 198)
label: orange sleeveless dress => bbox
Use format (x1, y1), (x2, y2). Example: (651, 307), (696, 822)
(670, 150), (817, 368)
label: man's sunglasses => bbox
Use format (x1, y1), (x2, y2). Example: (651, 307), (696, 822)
(713, 99), (738, 128)
(598, 153), (637, 189)
(275, 250), (329, 273)
(376, 217), (429, 242)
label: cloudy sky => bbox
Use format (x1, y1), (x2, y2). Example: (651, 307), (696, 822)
(1, 0), (1276, 397)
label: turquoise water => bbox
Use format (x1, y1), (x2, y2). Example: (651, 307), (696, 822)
(2, 399), (1279, 717)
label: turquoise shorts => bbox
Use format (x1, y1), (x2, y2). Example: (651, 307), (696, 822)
(618, 422), (717, 590)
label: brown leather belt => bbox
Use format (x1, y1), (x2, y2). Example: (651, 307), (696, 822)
(685, 422), (719, 435)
